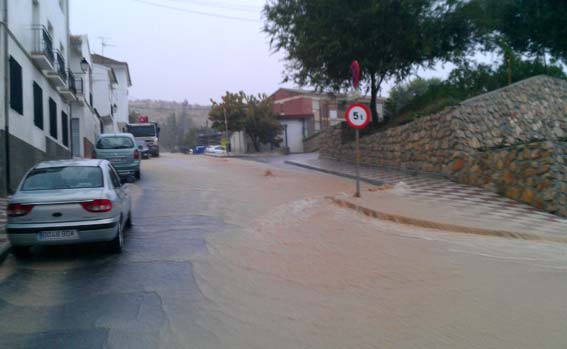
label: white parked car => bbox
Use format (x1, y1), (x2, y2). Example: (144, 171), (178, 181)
(206, 145), (227, 155)
(6, 159), (132, 256)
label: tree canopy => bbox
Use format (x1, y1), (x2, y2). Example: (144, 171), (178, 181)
(209, 92), (282, 151)
(208, 91), (247, 133)
(243, 94), (282, 151)
(385, 54), (567, 123)
(474, 0), (567, 62)
(263, 0), (477, 125)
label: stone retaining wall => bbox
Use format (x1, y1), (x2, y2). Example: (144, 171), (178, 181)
(454, 141), (567, 217)
(319, 75), (567, 216)
(303, 132), (322, 153)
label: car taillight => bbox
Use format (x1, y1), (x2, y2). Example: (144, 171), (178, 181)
(80, 199), (112, 213)
(91, 150), (97, 159)
(7, 203), (34, 217)
(133, 149), (140, 160)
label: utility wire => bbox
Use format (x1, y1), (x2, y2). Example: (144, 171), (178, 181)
(164, 0), (261, 13)
(131, 0), (260, 22)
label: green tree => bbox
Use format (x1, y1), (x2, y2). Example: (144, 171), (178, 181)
(385, 78), (443, 115)
(177, 99), (193, 144)
(475, 0), (567, 63)
(208, 91), (247, 133)
(161, 113), (177, 151)
(128, 110), (139, 124)
(244, 94), (282, 152)
(209, 92), (283, 152)
(386, 55), (566, 122)
(181, 128), (199, 148)
(263, 0), (476, 126)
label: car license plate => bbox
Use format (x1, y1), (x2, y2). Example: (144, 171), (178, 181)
(110, 157), (127, 163)
(38, 230), (79, 241)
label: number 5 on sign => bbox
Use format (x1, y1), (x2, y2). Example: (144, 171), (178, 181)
(345, 104), (371, 129)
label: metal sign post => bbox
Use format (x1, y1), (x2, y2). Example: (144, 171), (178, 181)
(345, 103), (371, 198)
(346, 60), (368, 197)
(355, 128), (360, 197)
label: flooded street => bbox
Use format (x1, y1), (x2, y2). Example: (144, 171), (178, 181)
(2, 153), (567, 348)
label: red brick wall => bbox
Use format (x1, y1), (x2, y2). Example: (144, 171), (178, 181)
(274, 97), (313, 116)
(272, 89), (295, 101)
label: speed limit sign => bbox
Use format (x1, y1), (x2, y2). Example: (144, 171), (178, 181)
(345, 103), (371, 129)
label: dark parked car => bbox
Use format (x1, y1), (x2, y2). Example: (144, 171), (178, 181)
(179, 145), (190, 154)
(193, 145), (206, 154)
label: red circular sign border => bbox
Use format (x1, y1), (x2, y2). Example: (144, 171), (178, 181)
(345, 103), (371, 129)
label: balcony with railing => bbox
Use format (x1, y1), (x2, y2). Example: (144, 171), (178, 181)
(68, 70), (77, 95)
(59, 69), (80, 103)
(56, 51), (67, 82)
(75, 77), (84, 96)
(75, 77), (86, 105)
(30, 26), (55, 70)
(46, 50), (68, 88)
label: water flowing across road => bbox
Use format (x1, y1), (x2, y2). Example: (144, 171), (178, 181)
(1, 153), (567, 348)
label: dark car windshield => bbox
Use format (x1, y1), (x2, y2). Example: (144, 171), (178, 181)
(97, 136), (135, 149)
(21, 166), (104, 191)
(126, 125), (156, 137)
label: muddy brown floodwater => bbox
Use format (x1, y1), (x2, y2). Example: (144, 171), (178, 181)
(154, 155), (567, 349)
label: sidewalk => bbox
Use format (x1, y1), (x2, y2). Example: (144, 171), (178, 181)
(0, 197), (9, 262)
(286, 155), (567, 243)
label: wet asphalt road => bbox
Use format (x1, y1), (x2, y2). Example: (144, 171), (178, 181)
(0, 155), (233, 348)
(3, 154), (567, 348)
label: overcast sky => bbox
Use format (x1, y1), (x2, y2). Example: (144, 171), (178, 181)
(70, 0), (293, 104)
(69, 0), (479, 105)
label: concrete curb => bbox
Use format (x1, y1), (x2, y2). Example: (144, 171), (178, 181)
(285, 161), (385, 186)
(328, 196), (567, 244)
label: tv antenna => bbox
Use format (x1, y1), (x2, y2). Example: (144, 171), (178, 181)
(98, 36), (116, 55)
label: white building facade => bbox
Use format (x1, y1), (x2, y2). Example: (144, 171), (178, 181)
(279, 118), (309, 153)
(0, 0), (132, 196)
(91, 62), (117, 133)
(69, 34), (101, 158)
(0, 0), (73, 195)
(91, 54), (132, 132)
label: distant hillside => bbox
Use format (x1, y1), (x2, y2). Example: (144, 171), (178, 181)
(129, 99), (211, 127)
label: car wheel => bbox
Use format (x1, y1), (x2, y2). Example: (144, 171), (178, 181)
(135, 171), (141, 180)
(109, 220), (124, 253)
(12, 246), (31, 258)
(125, 211), (133, 228)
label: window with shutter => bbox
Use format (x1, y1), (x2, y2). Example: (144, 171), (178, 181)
(62, 111), (69, 146)
(9, 56), (23, 115)
(33, 82), (44, 129)
(49, 98), (58, 139)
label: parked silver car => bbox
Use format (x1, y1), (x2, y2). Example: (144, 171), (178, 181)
(6, 159), (132, 256)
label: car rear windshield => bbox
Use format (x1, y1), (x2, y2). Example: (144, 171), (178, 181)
(97, 136), (134, 149)
(21, 166), (104, 191)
